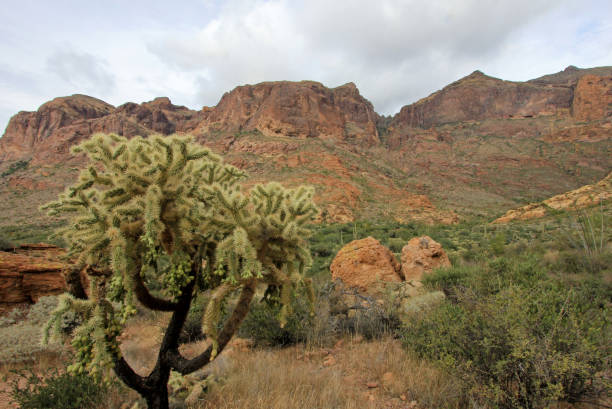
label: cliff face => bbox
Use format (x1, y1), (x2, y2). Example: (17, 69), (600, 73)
(0, 95), (114, 161)
(0, 244), (69, 311)
(0, 68), (610, 227)
(197, 81), (379, 146)
(572, 75), (612, 121)
(390, 71), (573, 130)
(0, 96), (204, 164)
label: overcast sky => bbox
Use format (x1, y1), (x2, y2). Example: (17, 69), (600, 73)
(1, 0), (610, 133)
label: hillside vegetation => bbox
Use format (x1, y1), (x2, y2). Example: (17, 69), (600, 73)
(1, 201), (610, 408)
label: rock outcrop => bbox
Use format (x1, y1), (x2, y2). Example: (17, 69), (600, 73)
(0, 95), (114, 161)
(390, 71), (573, 130)
(196, 81), (379, 146)
(330, 237), (402, 293)
(0, 95), (204, 164)
(572, 75), (612, 121)
(492, 172), (612, 224)
(0, 244), (73, 311)
(400, 236), (451, 282)
(528, 65), (612, 87)
(330, 236), (452, 295)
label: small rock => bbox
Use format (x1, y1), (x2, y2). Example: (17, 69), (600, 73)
(366, 381), (379, 388)
(400, 394), (407, 401)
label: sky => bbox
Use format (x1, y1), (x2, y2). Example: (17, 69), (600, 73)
(0, 0), (611, 133)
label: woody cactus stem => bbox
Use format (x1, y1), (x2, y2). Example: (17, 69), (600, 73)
(41, 133), (318, 409)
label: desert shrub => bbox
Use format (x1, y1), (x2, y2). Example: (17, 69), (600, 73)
(401, 283), (610, 408)
(238, 287), (313, 347)
(424, 254), (546, 298)
(387, 237), (405, 253)
(488, 231), (506, 256)
(0, 297), (66, 364)
(334, 298), (402, 340)
(550, 208), (612, 273)
(1, 159), (30, 177)
(0, 236), (15, 251)
(316, 280), (403, 341)
(239, 280), (405, 347)
(10, 368), (108, 409)
(551, 247), (612, 275)
(422, 264), (474, 294)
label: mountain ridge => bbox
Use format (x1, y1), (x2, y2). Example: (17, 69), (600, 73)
(0, 65), (610, 231)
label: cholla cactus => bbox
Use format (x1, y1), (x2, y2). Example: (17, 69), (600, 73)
(42, 133), (317, 409)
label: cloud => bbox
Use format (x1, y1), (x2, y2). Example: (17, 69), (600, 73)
(147, 0), (571, 114)
(46, 49), (116, 94)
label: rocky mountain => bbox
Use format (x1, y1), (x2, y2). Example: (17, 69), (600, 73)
(196, 81), (380, 146)
(0, 66), (611, 236)
(390, 70), (572, 129)
(0, 95), (204, 164)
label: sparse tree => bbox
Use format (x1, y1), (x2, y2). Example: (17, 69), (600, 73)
(42, 133), (317, 409)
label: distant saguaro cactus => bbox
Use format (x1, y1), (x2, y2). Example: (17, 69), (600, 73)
(42, 133), (317, 409)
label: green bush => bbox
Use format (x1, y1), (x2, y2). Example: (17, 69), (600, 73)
(10, 369), (108, 409)
(401, 283), (610, 408)
(424, 254), (546, 298)
(330, 290), (402, 340)
(1, 160), (30, 177)
(0, 236), (15, 251)
(552, 248), (612, 275)
(488, 232), (506, 256)
(238, 288), (312, 347)
(387, 237), (405, 253)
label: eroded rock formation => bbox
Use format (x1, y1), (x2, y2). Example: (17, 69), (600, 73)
(390, 71), (573, 130)
(400, 236), (451, 282)
(0, 95), (204, 164)
(330, 236), (452, 294)
(492, 172), (612, 223)
(330, 237), (402, 293)
(572, 75), (612, 121)
(0, 244), (71, 311)
(196, 81), (379, 145)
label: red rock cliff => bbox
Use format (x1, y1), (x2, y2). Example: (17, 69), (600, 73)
(390, 71), (573, 129)
(196, 81), (380, 145)
(0, 96), (203, 164)
(0, 244), (73, 311)
(572, 75), (612, 121)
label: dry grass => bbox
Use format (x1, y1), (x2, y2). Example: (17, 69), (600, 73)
(195, 337), (464, 409)
(0, 303), (463, 409)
